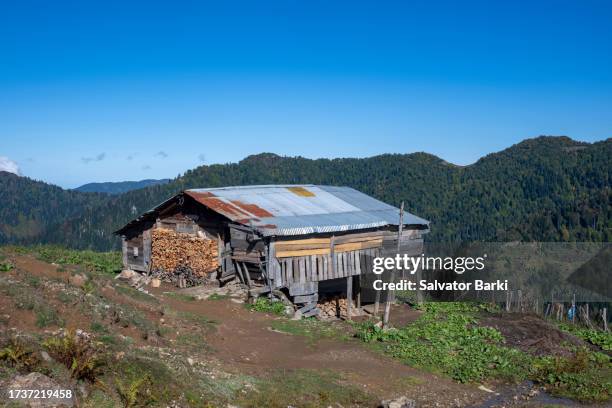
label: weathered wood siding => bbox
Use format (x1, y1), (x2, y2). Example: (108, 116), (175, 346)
(124, 234), (147, 272)
(270, 228), (424, 288)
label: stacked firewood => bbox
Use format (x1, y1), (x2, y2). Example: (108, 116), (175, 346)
(150, 228), (219, 276)
(151, 265), (206, 287)
(318, 295), (351, 319)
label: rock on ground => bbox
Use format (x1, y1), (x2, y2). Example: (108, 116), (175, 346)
(380, 396), (416, 408)
(4, 372), (74, 407)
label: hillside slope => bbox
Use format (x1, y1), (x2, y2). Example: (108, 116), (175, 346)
(74, 178), (170, 194)
(0, 136), (610, 250)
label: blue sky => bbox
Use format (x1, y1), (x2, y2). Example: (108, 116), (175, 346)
(1, 0), (611, 188)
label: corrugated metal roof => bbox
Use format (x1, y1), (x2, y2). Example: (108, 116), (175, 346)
(183, 185), (428, 236)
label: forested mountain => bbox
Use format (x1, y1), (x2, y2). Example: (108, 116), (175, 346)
(74, 179), (170, 194)
(1, 136), (610, 250)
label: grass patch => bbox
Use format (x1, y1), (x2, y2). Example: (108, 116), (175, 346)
(43, 330), (105, 382)
(98, 335), (118, 346)
(237, 369), (376, 408)
(176, 332), (205, 348)
(356, 303), (529, 383)
(10, 245), (121, 275)
(270, 319), (347, 345)
(0, 338), (41, 371)
(56, 291), (73, 304)
(116, 284), (159, 304)
(355, 302), (611, 403)
(247, 297), (286, 316)
(26, 274), (41, 288)
(532, 349), (611, 403)
(90, 321), (107, 333)
(176, 310), (217, 328)
(208, 293), (229, 301)
(165, 292), (198, 302)
(35, 305), (63, 328)
(557, 322), (612, 351)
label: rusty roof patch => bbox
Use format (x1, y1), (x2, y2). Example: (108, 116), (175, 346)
(116, 185), (429, 237)
(230, 200), (274, 218)
(286, 186), (315, 197)
(187, 191), (216, 198)
(185, 192), (249, 218)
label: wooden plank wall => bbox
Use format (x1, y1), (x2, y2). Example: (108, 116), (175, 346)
(125, 234), (146, 271)
(277, 247), (383, 286)
(273, 229), (424, 287)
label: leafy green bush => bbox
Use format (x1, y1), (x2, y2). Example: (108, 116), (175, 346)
(43, 330), (104, 382)
(0, 338), (40, 371)
(355, 303), (530, 382)
(557, 322), (612, 351)
(247, 297), (286, 316)
(0, 261), (14, 272)
(532, 349), (611, 402)
(115, 374), (155, 408)
(355, 302), (611, 402)
(15, 245), (121, 275)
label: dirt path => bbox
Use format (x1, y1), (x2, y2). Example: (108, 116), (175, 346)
(156, 288), (488, 406)
(2, 252), (491, 407)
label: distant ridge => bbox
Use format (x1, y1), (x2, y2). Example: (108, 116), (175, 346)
(74, 179), (170, 194)
(0, 136), (609, 249)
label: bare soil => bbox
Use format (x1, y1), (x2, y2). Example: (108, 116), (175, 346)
(481, 313), (588, 356)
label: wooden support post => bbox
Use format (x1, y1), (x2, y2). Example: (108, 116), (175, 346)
(572, 293), (576, 324)
(347, 276), (353, 320)
(505, 290), (510, 312)
(374, 291), (381, 316)
(241, 262), (252, 288)
(383, 202), (404, 329)
(121, 238), (128, 269)
(603, 308), (608, 332)
(356, 274), (361, 309)
(234, 261), (246, 284)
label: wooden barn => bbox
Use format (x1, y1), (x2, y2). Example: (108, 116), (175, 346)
(115, 185), (429, 317)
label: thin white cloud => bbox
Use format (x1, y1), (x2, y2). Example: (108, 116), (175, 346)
(82, 152), (106, 164)
(0, 156), (21, 175)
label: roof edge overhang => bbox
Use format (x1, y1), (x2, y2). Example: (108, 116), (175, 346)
(114, 187), (431, 237)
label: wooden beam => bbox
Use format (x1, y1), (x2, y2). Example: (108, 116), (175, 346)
(241, 262), (252, 288)
(347, 276), (353, 320)
(276, 248), (330, 258)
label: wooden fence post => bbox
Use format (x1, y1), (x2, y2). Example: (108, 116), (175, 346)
(383, 202), (404, 329)
(572, 293), (576, 324)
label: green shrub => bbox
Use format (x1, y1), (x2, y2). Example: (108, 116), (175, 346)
(17, 245), (121, 275)
(115, 375), (155, 408)
(35, 306), (63, 328)
(43, 330), (104, 382)
(248, 297), (286, 316)
(0, 262), (14, 272)
(532, 349), (611, 402)
(0, 339), (40, 371)
(355, 302), (611, 403)
(557, 322), (612, 351)
(355, 302), (530, 383)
